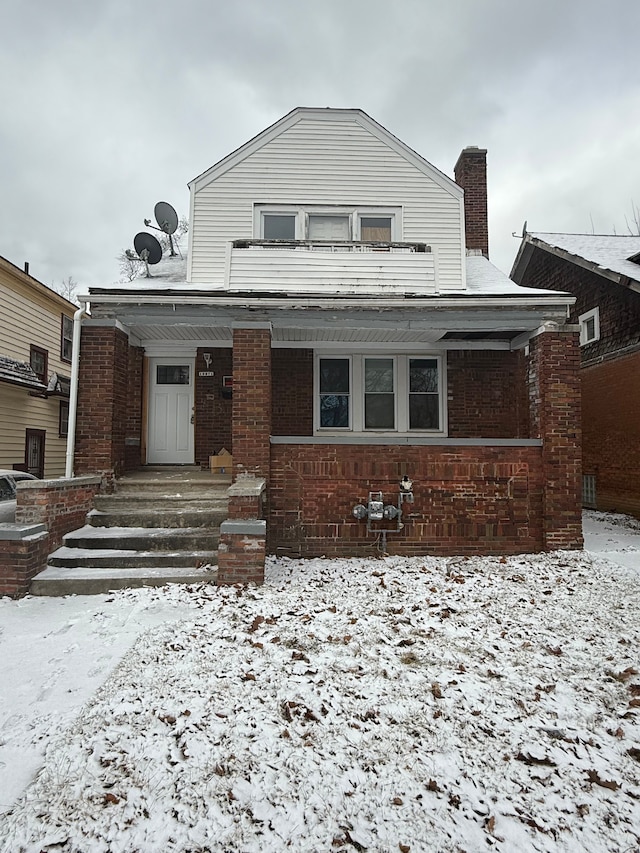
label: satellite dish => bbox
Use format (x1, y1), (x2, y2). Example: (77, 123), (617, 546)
(133, 233), (162, 277)
(154, 201), (179, 235)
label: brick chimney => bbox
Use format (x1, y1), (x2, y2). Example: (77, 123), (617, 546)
(454, 147), (488, 257)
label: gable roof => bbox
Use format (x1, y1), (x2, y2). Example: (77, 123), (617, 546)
(188, 107), (463, 198)
(512, 232), (640, 292)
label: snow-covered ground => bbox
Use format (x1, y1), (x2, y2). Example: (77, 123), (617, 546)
(1, 511), (639, 852)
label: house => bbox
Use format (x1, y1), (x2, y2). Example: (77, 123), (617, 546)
(71, 108), (583, 582)
(0, 255), (75, 478)
(511, 232), (640, 518)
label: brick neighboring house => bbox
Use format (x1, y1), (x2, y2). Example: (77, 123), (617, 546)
(73, 108), (583, 569)
(512, 232), (640, 518)
(0, 255), (75, 477)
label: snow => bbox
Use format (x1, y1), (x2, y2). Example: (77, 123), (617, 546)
(528, 232), (640, 283)
(1, 510), (639, 852)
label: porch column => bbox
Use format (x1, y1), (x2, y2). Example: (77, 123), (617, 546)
(75, 322), (138, 484)
(528, 326), (583, 550)
(231, 325), (272, 479)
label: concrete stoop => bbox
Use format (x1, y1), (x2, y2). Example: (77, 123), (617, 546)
(30, 466), (230, 596)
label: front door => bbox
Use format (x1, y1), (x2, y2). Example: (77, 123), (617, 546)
(25, 429), (45, 478)
(147, 359), (194, 464)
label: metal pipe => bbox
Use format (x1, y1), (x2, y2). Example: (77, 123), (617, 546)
(64, 301), (88, 478)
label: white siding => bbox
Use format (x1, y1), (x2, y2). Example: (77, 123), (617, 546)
(228, 246), (436, 294)
(0, 269), (74, 477)
(190, 115), (464, 292)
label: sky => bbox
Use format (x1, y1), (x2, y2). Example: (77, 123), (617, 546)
(1, 0), (639, 292)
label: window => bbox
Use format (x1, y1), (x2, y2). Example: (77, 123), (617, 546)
(579, 307), (599, 346)
(257, 206), (400, 242)
(263, 214), (296, 240)
(30, 345), (48, 383)
(364, 358), (395, 429)
(316, 354), (444, 434)
(359, 217), (392, 241)
(319, 358), (350, 428)
(59, 401), (69, 437)
(582, 474), (596, 508)
(409, 358), (440, 429)
(157, 365), (190, 385)
(61, 315), (73, 362)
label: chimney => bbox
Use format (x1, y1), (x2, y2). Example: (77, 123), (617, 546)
(454, 147), (488, 257)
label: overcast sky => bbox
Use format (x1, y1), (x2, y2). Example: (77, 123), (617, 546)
(1, 0), (638, 293)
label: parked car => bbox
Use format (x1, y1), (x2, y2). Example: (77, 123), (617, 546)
(0, 470), (39, 523)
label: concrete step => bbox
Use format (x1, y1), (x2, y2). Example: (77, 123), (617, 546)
(87, 507), (227, 529)
(48, 546), (217, 569)
(30, 564), (218, 596)
(94, 495), (229, 510)
(61, 525), (220, 552)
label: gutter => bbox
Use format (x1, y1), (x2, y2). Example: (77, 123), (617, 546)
(65, 301), (89, 478)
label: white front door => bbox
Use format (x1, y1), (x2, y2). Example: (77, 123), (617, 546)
(147, 359), (194, 464)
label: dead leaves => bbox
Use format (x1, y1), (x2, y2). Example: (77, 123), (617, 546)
(586, 769), (621, 790)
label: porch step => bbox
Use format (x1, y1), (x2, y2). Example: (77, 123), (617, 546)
(30, 466), (230, 596)
(88, 507), (228, 529)
(58, 524), (220, 552)
(30, 564), (217, 596)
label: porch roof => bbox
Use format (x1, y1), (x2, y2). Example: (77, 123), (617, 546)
(85, 253), (573, 349)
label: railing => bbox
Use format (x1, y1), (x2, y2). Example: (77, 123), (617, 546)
(226, 240), (438, 294)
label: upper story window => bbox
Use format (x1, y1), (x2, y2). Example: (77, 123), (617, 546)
(30, 345), (48, 384)
(579, 307), (600, 346)
(316, 353), (444, 434)
(61, 315), (73, 362)
(256, 205), (400, 242)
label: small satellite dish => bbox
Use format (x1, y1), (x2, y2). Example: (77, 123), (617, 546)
(154, 201), (179, 235)
(134, 232), (162, 264)
(133, 232), (162, 276)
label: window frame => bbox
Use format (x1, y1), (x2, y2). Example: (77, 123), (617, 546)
(255, 205), (401, 242)
(61, 314), (73, 362)
(578, 307), (600, 346)
(30, 345), (48, 384)
(59, 400), (70, 437)
(314, 352), (446, 435)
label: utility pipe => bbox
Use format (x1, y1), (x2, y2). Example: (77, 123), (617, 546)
(65, 301), (88, 478)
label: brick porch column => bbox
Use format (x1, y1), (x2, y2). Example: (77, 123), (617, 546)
(232, 325), (272, 479)
(528, 326), (583, 550)
(75, 322), (137, 482)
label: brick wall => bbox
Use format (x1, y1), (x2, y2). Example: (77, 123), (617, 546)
(269, 443), (544, 557)
(125, 345), (144, 470)
(15, 476), (102, 552)
(272, 348), (314, 435)
(447, 350), (528, 437)
(0, 529), (49, 598)
(195, 347), (233, 465)
(582, 352), (640, 516)
(232, 329), (271, 478)
(528, 330), (583, 549)
(517, 248), (640, 361)
(518, 247), (640, 519)
(454, 147), (488, 256)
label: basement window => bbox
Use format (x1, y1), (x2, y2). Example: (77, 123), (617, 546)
(579, 307), (600, 346)
(582, 474), (596, 508)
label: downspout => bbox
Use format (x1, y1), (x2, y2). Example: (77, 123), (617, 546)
(65, 301), (88, 478)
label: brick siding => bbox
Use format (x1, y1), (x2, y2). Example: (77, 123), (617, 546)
(454, 148), (488, 256)
(517, 245), (640, 518)
(232, 329), (271, 478)
(195, 347), (233, 465)
(272, 349), (314, 435)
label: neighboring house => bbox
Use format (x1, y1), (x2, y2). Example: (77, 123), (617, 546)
(512, 232), (640, 518)
(0, 255), (75, 478)
(75, 108), (582, 562)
